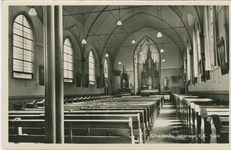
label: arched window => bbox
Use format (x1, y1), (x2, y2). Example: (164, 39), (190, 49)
(89, 51), (95, 85)
(63, 38), (73, 83)
(104, 59), (108, 78)
(13, 14), (34, 79)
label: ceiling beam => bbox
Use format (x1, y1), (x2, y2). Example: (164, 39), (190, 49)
(63, 6), (150, 16)
(87, 26), (186, 36)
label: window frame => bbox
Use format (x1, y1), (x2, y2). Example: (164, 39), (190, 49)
(89, 50), (95, 85)
(12, 13), (35, 80)
(63, 37), (74, 83)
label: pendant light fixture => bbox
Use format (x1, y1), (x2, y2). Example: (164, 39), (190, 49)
(157, 6), (162, 38)
(162, 45), (165, 62)
(131, 6), (136, 44)
(28, 6), (37, 16)
(160, 43), (164, 53)
(82, 14), (87, 44)
(117, 6), (122, 26)
(118, 49), (121, 65)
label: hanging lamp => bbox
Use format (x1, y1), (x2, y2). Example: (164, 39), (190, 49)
(131, 6), (136, 44)
(160, 43), (164, 53)
(28, 6), (37, 16)
(81, 14), (87, 44)
(117, 6), (122, 26)
(118, 48), (121, 65)
(162, 49), (165, 62)
(157, 6), (162, 38)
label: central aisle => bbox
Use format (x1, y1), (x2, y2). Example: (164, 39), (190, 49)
(147, 100), (190, 144)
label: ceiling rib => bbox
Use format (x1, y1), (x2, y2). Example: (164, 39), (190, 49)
(63, 6), (150, 16)
(100, 11), (187, 59)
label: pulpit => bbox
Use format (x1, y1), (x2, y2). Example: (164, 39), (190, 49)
(141, 45), (159, 96)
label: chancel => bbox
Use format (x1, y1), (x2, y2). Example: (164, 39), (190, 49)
(4, 3), (229, 147)
(140, 42), (160, 96)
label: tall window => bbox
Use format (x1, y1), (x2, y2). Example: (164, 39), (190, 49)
(13, 14), (34, 79)
(89, 51), (95, 85)
(63, 38), (73, 83)
(104, 59), (108, 78)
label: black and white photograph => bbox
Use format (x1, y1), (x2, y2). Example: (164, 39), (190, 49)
(1, 1), (230, 150)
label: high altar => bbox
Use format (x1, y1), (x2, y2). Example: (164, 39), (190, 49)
(141, 45), (159, 95)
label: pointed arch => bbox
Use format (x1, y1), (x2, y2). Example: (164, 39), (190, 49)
(12, 14), (35, 79)
(63, 37), (74, 82)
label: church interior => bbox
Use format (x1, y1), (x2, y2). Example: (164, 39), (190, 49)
(4, 3), (230, 146)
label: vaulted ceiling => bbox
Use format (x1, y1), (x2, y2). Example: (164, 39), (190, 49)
(31, 5), (202, 62)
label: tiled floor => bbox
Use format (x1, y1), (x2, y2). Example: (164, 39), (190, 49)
(147, 100), (190, 143)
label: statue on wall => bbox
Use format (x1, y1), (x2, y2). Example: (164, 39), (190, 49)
(140, 44), (159, 90)
(163, 77), (169, 90)
(120, 66), (129, 92)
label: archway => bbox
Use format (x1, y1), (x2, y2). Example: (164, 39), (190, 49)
(134, 37), (160, 95)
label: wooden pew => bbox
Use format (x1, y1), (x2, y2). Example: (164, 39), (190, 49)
(80, 101), (157, 132)
(9, 113), (142, 144)
(8, 96), (160, 143)
(37, 99), (45, 107)
(182, 97), (214, 137)
(9, 109), (147, 143)
(25, 100), (37, 108)
(192, 103), (229, 143)
(10, 102), (25, 110)
(174, 95), (197, 123)
(210, 114), (229, 143)
(200, 108), (229, 143)
(67, 97), (74, 103)
(9, 118), (135, 144)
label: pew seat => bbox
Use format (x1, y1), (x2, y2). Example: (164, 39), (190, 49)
(9, 113), (143, 143)
(9, 118), (135, 144)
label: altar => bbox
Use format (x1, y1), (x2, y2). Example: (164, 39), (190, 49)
(140, 44), (160, 95)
